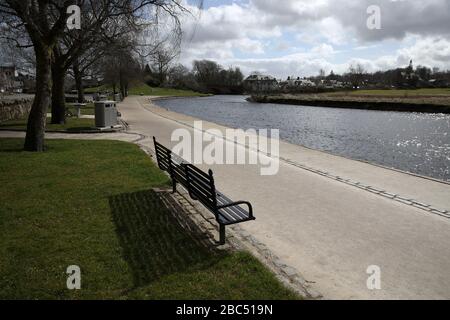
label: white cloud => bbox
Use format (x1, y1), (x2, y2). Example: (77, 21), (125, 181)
(176, 0), (450, 77)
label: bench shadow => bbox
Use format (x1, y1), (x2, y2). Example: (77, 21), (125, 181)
(109, 189), (223, 288)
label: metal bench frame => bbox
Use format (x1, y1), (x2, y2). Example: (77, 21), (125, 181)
(153, 137), (255, 244)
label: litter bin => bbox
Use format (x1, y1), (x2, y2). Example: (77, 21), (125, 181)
(95, 101), (118, 128)
(114, 93), (122, 102)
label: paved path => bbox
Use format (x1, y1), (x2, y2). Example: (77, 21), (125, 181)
(0, 130), (141, 142)
(3, 96), (450, 299)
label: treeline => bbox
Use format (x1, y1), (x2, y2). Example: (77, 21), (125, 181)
(144, 60), (244, 94)
(0, 0), (191, 151)
(311, 63), (450, 89)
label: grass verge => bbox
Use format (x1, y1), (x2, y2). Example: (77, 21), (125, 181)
(0, 117), (95, 132)
(66, 102), (95, 116)
(85, 82), (208, 97)
(340, 88), (450, 97)
(128, 83), (209, 97)
(0, 138), (299, 300)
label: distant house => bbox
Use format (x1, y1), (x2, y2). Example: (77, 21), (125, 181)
(293, 77), (316, 87)
(16, 73), (36, 93)
(244, 74), (278, 93)
(0, 65), (16, 93)
(297, 79), (316, 87)
(325, 79), (346, 88)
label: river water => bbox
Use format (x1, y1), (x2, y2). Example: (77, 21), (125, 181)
(155, 95), (450, 182)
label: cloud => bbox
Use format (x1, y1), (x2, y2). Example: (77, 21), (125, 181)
(177, 0), (450, 77)
(328, 0), (450, 42)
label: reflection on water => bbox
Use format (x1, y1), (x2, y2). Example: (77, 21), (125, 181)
(155, 95), (450, 182)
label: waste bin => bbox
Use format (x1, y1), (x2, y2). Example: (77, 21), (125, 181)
(95, 101), (118, 128)
(114, 93), (122, 102)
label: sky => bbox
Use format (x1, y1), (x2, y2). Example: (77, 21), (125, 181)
(177, 0), (450, 78)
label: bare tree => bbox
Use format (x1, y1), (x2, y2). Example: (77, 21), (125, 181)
(319, 69), (326, 79)
(0, 1), (73, 151)
(49, 1), (169, 124)
(348, 63), (366, 88)
(150, 46), (179, 85)
(0, 0), (192, 151)
(70, 45), (108, 103)
(101, 41), (142, 98)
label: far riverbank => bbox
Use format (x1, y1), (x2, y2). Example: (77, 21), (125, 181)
(248, 93), (450, 113)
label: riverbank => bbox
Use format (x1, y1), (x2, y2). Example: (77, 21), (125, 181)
(248, 93), (450, 113)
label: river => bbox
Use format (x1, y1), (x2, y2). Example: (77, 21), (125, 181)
(155, 95), (450, 182)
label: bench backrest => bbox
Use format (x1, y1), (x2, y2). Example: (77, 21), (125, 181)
(154, 138), (171, 172)
(184, 164), (218, 213)
(154, 137), (189, 188)
(171, 153), (188, 188)
(153, 137), (217, 213)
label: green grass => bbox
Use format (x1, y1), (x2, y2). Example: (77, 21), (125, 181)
(340, 88), (450, 96)
(0, 117), (95, 132)
(85, 82), (208, 97)
(128, 83), (208, 97)
(84, 85), (110, 94)
(66, 102), (95, 116)
(0, 138), (299, 300)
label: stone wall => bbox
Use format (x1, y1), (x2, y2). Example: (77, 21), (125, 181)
(0, 98), (33, 122)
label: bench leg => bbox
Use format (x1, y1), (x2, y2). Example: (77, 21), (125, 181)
(172, 179), (177, 193)
(219, 224), (226, 245)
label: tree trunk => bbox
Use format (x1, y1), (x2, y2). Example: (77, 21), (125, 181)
(120, 84), (127, 99)
(24, 48), (53, 152)
(51, 63), (66, 124)
(73, 66), (85, 103)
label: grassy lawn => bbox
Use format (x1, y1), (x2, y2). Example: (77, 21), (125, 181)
(85, 82), (208, 97)
(66, 102), (95, 116)
(128, 83), (208, 97)
(84, 85), (111, 94)
(0, 138), (298, 300)
(0, 117), (95, 132)
(332, 88), (450, 97)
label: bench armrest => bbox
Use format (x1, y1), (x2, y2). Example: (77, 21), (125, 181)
(217, 201), (254, 218)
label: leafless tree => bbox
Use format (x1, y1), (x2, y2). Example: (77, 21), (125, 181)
(150, 45), (179, 85)
(0, 0), (192, 151)
(49, 1), (186, 124)
(348, 63), (366, 88)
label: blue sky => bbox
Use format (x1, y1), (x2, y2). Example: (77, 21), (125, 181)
(178, 0), (450, 78)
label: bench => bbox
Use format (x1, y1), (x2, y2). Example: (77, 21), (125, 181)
(153, 137), (255, 244)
